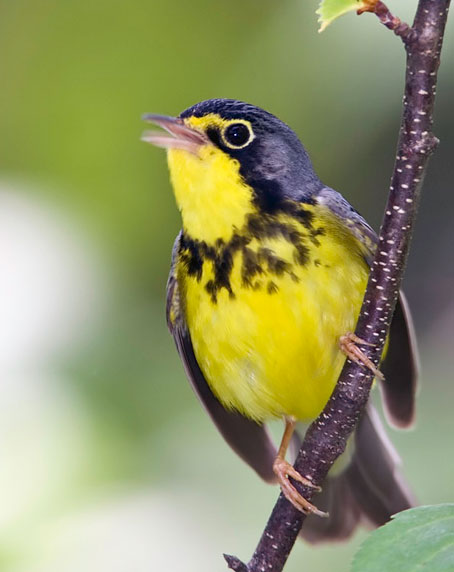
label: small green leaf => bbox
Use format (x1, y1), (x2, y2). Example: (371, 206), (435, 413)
(351, 504), (454, 572)
(316, 0), (368, 32)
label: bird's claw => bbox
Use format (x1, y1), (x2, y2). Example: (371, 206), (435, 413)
(273, 458), (327, 518)
(340, 332), (384, 380)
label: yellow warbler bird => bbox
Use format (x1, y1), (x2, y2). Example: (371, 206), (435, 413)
(143, 99), (417, 541)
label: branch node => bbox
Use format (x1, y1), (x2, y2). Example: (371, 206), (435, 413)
(358, 0), (416, 44)
(224, 554), (249, 572)
(402, 132), (439, 157)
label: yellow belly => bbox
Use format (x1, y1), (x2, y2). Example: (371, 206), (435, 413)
(180, 211), (369, 423)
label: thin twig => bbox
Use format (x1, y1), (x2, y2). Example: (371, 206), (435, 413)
(358, 0), (417, 43)
(225, 1), (451, 570)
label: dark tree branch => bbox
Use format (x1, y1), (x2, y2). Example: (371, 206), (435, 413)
(225, 1), (451, 570)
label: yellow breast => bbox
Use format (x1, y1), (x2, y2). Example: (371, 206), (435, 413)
(178, 205), (369, 423)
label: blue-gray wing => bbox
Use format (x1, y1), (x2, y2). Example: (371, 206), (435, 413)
(166, 233), (277, 482)
(317, 188), (418, 427)
(317, 187), (377, 265)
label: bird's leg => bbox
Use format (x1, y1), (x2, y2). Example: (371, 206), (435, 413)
(273, 417), (327, 518)
(340, 332), (384, 380)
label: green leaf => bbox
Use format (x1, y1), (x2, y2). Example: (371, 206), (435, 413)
(351, 504), (454, 572)
(316, 0), (368, 32)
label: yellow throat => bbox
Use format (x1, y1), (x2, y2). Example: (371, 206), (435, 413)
(167, 115), (259, 244)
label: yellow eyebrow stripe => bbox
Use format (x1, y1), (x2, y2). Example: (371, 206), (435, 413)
(185, 113), (253, 133)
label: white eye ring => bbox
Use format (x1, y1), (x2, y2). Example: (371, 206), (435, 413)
(221, 122), (254, 149)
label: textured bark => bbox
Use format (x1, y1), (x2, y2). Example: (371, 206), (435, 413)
(225, 1), (451, 570)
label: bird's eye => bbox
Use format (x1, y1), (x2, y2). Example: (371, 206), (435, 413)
(222, 123), (253, 149)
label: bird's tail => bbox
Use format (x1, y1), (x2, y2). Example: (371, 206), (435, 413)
(300, 404), (415, 543)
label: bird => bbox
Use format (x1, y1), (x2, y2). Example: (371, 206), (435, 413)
(142, 99), (418, 542)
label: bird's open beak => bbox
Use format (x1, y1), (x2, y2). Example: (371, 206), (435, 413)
(141, 114), (209, 154)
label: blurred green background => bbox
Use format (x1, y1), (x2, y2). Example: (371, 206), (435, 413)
(0, 1), (452, 571)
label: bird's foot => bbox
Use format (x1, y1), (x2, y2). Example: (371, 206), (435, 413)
(272, 457), (327, 517)
(340, 332), (384, 380)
